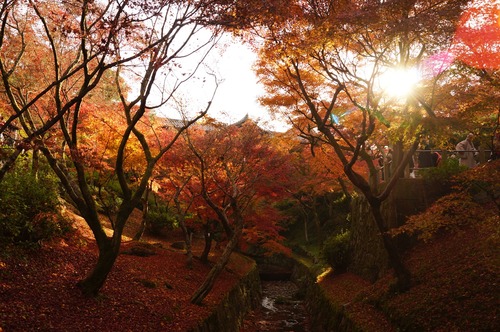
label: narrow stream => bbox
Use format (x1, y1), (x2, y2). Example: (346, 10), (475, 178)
(241, 280), (311, 332)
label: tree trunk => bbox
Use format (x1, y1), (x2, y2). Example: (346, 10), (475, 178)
(370, 201), (411, 292)
(0, 145), (23, 182)
(312, 197), (322, 243)
(31, 148), (39, 179)
(173, 192), (193, 268)
(78, 203), (136, 296)
(133, 195), (150, 241)
(134, 182), (152, 241)
(190, 216), (244, 305)
(179, 221), (193, 268)
(133, 217), (146, 241)
(77, 238), (119, 296)
(298, 204), (309, 243)
(200, 222), (212, 263)
(304, 218), (309, 243)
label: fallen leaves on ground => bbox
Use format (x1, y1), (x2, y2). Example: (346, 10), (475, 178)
(0, 223), (253, 332)
(318, 214), (499, 331)
(1, 204), (498, 331)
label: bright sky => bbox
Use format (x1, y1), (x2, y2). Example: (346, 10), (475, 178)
(208, 43), (265, 120)
(197, 39), (289, 132)
(144, 0), (498, 133)
(154, 33), (289, 132)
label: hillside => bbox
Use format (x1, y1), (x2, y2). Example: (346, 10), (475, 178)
(315, 160), (500, 331)
(0, 209), (254, 331)
(317, 216), (498, 331)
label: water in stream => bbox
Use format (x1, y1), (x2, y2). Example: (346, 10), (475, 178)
(241, 280), (311, 332)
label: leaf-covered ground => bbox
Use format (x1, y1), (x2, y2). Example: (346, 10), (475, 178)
(0, 209), (253, 332)
(317, 212), (499, 331)
(1, 200), (498, 331)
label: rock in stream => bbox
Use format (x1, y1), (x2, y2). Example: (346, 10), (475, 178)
(241, 280), (310, 332)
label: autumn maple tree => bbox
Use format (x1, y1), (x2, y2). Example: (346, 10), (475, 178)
(0, 0), (254, 296)
(252, 0), (483, 290)
(158, 118), (293, 304)
(0, 0), (303, 297)
(287, 136), (348, 243)
(400, 0), (500, 150)
(0, 0), (89, 179)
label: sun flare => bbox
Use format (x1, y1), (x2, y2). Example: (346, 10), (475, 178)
(378, 67), (420, 99)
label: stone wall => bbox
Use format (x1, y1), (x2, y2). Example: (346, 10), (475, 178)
(349, 178), (446, 281)
(189, 257), (261, 332)
(349, 195), (390, 282)
(292, 260), (359, 331)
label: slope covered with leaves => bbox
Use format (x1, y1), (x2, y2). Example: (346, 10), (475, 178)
(318, 160), (499, 331)
(0, 209), (254, 331)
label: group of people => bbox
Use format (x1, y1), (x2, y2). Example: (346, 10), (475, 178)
(418, 132), (494, 170)
(419, 132), (479, 169)
(417, 141), (441, 169)
(376, 132), (490, 177)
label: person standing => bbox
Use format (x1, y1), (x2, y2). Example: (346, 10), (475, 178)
(456, 133), (477, 168)
(418, 142), (434, 168)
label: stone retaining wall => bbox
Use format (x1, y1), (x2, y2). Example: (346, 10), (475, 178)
(292, 260), (360, 332)
(350, 178), (449, 281)
(189, 257), (261, 332)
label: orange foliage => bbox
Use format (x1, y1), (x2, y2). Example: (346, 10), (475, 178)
(454, 1), (500, 69)
(158, 119), (295, 254)
(391, 160), (500, 241)
(288, 137), (349, 200)
(390, 191), (492, 242)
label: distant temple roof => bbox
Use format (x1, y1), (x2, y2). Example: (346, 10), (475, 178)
(232, 114), (249, 127)
(164, 114), (251, 130)
(164, 118), (188, 129)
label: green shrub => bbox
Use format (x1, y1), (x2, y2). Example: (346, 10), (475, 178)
(419, 157), (465, 183)
(146, 208), (178, 235)
(0, 161), (68, 244)
(321, 229), (352, 274)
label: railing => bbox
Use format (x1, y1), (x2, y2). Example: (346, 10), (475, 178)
(378, 147), (494, 181)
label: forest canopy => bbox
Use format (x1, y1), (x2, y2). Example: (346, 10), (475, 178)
(0, 0), (498, 304)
